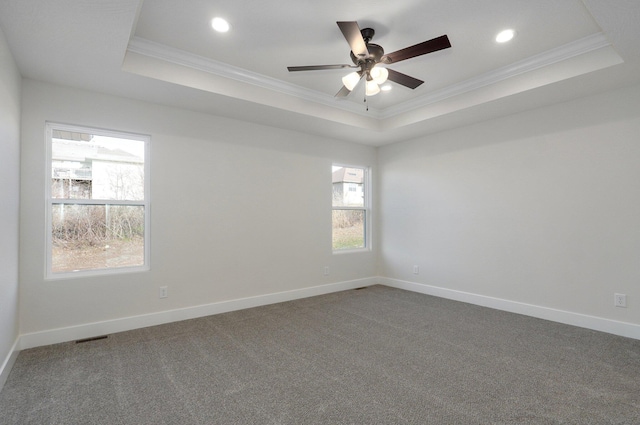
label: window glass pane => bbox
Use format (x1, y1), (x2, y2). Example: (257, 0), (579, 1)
(51, 204), (144, 273)
(51, 130), (145, 201)
(332, 209), (365, 250)
(332, 166), (364, 207)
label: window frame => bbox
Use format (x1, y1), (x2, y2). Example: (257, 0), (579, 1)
(45, 122), (151, 279)
(331, 163), (371, 253)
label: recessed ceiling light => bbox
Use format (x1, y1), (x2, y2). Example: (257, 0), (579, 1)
(381, 85), (392, 92)
(211, 17), (230, 33)
(496, 29), (516, 43)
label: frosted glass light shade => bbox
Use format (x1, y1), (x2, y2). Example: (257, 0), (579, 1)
(365, 80), (380, 96)
(342, 72), (361, 91)
(370, 67), (388, 84)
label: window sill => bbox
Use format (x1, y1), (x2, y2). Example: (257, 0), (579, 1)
(45, 264), (149, 280)
(332, 247), (371, 255)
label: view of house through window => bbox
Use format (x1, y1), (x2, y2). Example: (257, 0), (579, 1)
(332, 165), (368, 250)
(47, 124), (149, 276)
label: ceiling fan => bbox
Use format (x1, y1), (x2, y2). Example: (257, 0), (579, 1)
(287, 21), (451, 97)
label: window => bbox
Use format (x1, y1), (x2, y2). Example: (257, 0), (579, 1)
(332, 165), (369, 251)
(46, 123), (150, 277)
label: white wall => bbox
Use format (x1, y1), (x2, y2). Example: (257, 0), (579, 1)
(379, 84), (640, 334)
(19, 80), (377, 343)
(0, 26), (21, 386)
(14, 73), (640, 351)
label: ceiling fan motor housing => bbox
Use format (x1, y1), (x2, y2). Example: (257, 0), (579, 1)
(350, 43), (385, 64)
(351, 43), (384, 81)
(349, 28), (386, 81)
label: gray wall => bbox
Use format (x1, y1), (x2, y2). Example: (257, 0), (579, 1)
(0, 26), (21, 384)
(379, 84), (640, 328)
(19, 79), (377, 338)
(7, 61), (640, 356)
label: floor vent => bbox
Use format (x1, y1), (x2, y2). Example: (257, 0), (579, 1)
(354, 287), (368, 291)
(75, 335), (109, 344)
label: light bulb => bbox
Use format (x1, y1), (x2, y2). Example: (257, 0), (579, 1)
(211, 17), (230, 33)
(370, 66), (389, 84)
(496, 29), (516, 43)
(342, 72), (361, 91)
(365, 80), (380, 96)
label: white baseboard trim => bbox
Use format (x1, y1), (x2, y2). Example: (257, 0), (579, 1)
(18, 276), (637, 352)
(18, 278), (377, 351)
(0, 338), (20, 392)
(379, 277), (640, 340)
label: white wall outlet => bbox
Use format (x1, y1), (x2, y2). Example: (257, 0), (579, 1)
(159, 286), (168, 299)
(614, 293), (626, 308)
(323, 266), (330, 276)
(413, 265), (419, 275)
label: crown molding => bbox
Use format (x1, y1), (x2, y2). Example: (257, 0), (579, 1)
(126, 37), (383, 118)
(127, 33), (611, 123)
(380, 32), (612, 119)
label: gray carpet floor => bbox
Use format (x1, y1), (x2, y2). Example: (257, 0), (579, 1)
(1, 285), (639, 424)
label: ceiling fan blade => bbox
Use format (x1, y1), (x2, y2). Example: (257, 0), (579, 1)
(382, 35), (451, 64)
(335, 85), (352, 98)
(387, 68), (424, 89)
(337, 21), (369, 58)
(287, 64), (356, 72)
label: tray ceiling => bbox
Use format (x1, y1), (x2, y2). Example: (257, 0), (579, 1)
(1, 0), (639, 145)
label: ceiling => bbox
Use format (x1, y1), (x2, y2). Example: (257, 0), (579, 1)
(1, 0), (640, 146)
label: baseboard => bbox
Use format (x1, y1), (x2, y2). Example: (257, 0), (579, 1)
(379, 277), (640, 340)
(18, 278), (377, 350)
(0, 338), (20, 392)
(19, 276), (637, 351)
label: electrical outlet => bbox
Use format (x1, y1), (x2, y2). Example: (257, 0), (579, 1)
(614, 293), (626, 308)
(159, 286), (168, 299)
(323, 266), (330, 276)
(413, 265), (419, 275)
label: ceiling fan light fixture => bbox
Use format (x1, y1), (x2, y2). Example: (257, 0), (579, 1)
(342, 71), (361, 91)
(370, 66), (389, 85)
(287, 22), (451, 99)
(365, 80), (381, 96)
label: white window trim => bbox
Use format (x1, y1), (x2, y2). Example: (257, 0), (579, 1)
(45, 122), (151, 279)
(332, 163), (372, 253)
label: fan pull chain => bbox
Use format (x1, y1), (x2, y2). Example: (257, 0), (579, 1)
(364, 94), (368, 112)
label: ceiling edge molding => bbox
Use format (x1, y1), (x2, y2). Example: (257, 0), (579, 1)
(380, 32), (612, 119)
(126, 37), (382, 119)
(126, 33), (611, 124)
